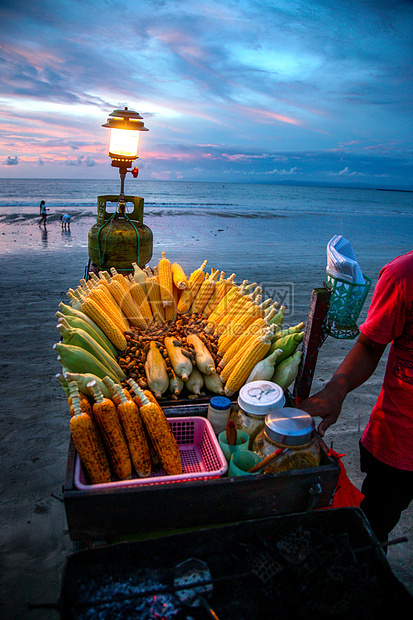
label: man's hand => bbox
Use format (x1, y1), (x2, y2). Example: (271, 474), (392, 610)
(300, 382), (346, 436)
(300, 333), (386, 437)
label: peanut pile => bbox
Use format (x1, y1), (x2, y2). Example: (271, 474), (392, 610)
(119, 313), (221, 398)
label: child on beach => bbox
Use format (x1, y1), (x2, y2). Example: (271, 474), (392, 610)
(39, 200), (48, 227)
(60, 213), (71, 230)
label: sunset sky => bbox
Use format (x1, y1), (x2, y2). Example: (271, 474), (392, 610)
(0, 0), (412, 188)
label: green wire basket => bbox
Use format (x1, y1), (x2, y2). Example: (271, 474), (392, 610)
(325, 272), (372, 339)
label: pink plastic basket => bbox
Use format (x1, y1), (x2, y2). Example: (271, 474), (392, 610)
(74, 416), (228, 490)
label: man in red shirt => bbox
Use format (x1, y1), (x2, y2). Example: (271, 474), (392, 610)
(301, 250), (413, 543)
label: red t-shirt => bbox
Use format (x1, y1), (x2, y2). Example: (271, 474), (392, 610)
(359, 250), (413, 471)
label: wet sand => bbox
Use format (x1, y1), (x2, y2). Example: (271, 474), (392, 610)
(0, 215), (412, 618)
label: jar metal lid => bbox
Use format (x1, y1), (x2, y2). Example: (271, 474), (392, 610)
(237, 381), (286, 416)
(209, 396), (231, 410)
(264, 407), (315, 446)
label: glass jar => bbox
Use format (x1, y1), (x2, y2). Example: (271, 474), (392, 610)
(231, 381), (285, 449)
(252, 407), (320, 473)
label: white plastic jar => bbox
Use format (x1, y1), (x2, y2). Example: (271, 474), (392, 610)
(231, 381), (286, 449)
(207, 396), (232, 435)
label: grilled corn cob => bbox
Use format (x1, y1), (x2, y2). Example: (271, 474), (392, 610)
(68, 381), (111, 485)
(127, 381), (182, 476)
(87, 380), (132, 480)
(107, 379), (151, 477)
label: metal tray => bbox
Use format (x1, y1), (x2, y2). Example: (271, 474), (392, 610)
(63, 403), (340, 542)
(59, 508), (413, 619)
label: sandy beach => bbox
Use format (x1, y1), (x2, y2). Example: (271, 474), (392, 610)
(0, 212), (412, 618)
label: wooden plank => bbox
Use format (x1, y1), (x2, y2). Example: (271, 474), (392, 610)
(293, 287), (331, 403)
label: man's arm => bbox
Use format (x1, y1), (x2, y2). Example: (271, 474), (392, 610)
(300, 333), (387, 436)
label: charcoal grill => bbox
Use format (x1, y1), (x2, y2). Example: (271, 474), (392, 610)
(59, 508), (413, 619)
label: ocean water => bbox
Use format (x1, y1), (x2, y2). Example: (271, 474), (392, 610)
(0, 178), (412, 219)
(0, 179), (411, 289)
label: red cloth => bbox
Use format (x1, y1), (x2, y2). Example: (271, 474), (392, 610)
(325, 450), (364, 509)
(359, 250), (413, 471)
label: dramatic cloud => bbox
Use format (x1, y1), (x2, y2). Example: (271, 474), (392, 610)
(0, 0), (412, 187)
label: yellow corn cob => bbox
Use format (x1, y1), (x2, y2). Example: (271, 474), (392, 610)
(81, 297), (127, 351)
(107, 380), (151, 477)
(109, 267), (130, 292)
(87, 380), (132, 480)
(79, 278), (93, 293)
(204, 282), (246, 332)
(222, 297), (264, 337)
(219, 327), (271, 382)
(214, 288), (260, 336)
(218, 315), (268, 358)
(164, 285), (178, 322)
(145, 340), (170, 398)
(177, 260), (207, 313)
(107, 278), (147, 329)
(127, 382), (182, 476)
(219, 318), (270, 367)
(158, 251), (174, 307)
(189, 259), (208, 284)
(190, 269), (219, 315)
(171, 262), (188, 290)
(186, 333), (215, 375)
(87, 285), (129, 333)
(88, 271), (100, 284)
(128, 276), (153, 325)
(164, 336), (193, 380)
(131, 262), (149, 295)
(68, 381), (111, 485)
(146, 275), (165, 322)
(201, 271), (224, 316)
(202, 272), (235, 317)
(215, 295), (253, 334)
(223, 331), (273, 397)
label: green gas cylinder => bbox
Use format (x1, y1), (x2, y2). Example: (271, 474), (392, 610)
(88, 195), (153, 272)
